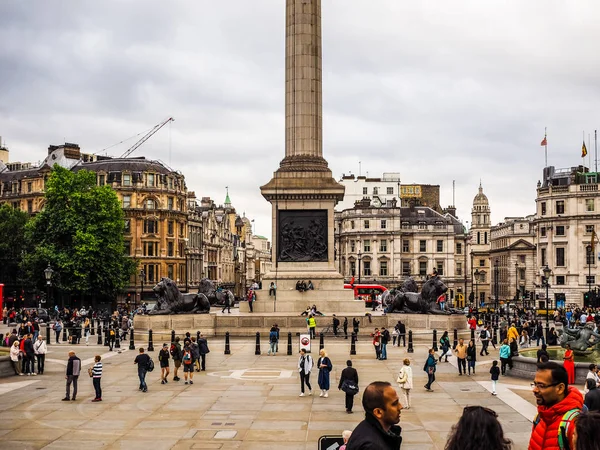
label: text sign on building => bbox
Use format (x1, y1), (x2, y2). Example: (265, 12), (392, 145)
(400, 185), (422, 198)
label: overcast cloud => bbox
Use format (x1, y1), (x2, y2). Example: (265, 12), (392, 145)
(2, 1), (600, 237)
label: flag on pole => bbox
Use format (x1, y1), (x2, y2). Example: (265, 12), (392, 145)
(582, 141), (588, 157)
(540, 136), (547, 146)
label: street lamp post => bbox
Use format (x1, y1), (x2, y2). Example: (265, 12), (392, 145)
(542, 264), (552, 339)
(474, 269), (480, 322)
(494, 259), (499, 326)
(139, 269), (146, 308)
(44, 263), (53, 309)
(357, 241), (362, 284)
(586, 245), (593, 307)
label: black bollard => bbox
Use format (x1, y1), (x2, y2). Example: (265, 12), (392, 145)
(129, 329), (135, 350)
(319, 332), (324, 350)
(350, 332), (357, 355)
(255, 332), (261, 355)
(171, 330), (176, 343)
(62, 327), (67, 342)
(97, 325), (102, 345)
(287, 332), (292, 355)
(224, 331), (231, 355)
(470, 328), (475, 340)
(148, 329), (154, 351)
(453, 329), (458, 349)
(432, 329), (438, 351)
(104, 327), (109, 346)
(46, 324), (51, 344)
(407, 330), (414, 353)
(90, 318), (95, 336)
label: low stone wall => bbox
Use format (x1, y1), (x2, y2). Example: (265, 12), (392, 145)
(0, 355), (15, 378)
(507, 354), (589, 385)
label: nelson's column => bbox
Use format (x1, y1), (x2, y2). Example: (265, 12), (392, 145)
(253, 0), (363, 313)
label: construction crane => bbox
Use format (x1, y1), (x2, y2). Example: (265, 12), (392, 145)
(119, 117), (174, 158)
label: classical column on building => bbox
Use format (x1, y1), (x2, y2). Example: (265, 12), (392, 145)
(257, 0), (362, 313)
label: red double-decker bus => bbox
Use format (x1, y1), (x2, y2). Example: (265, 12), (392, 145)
(344, 283), (387, 307)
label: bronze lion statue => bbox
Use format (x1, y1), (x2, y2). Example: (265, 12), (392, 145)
(149, 277), (211, 315)
(197, 278), (235, 306)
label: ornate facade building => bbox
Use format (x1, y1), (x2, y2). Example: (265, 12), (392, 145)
(468, 183), (492, 306)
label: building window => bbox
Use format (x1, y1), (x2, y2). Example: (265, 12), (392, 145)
(146, 199), (156, 210)
(540, 227), (546, 237)
(350, 261), (356, 276)
(586, 250), (594, 265)
(363, 261), (371, 277)
(556, 247), (565, 266)
(402, 261), (411, 275)
(143, 219), (158, 234)
(456, 262), (462, 276)
(479, 259), (485, 267)
(179, 223), (184, 236)
(373, 187), (378, 195)
(364, 220), (370, 229)
(168, 221), (174, 236)
(519, 255), (526, 263)
(586, 275), (596, 285)
(541, 248), (547, 266)
(350, 240), (355, 252)
(437, 240), (443, 252)
(436, 262), (444, 276)
(541, 202), (547, 215)
(477, 232), (481, 244)
(350, 220), (355, 229)
(124, 219), (131, 233)
(556, 275), (565, 285)
(402, 240), (410, 252)
(556, 200), (565, 215)
(98, 174), (105, 186)
(147, 173), (155, 187)
(379, 261), (388, 276)
(124, 241), (131, 256)
(167, 264), (174, 279)
(484, 231), (488, 244)
(387, 187), (394, 194)
(381, 220), (387, 229)
(418, 222), (426, 230)
(456, 243), (462, 254)
(27, 182), (32, 193)
(123, 174), (131, 186)
(555, 225), (565, 236)
(419, 261), (427, 276)
(143, 242), (158, 256)
(363, 240), (371, 252)
(380, 240), (387, 252)
(168, 197), (174, 210)
(401, 222), (410, 229)
(144, 264), (159, 283)
(519, 268), (525, 280)
(168, 241), (174, 257)
(362, 187), (368, 195)
(586, 199), (595, 212)
(419, 240), (426, 252)
(123, 195), (131, 209)
(586, 224), (595, 234)
(27, 200), (33, 213)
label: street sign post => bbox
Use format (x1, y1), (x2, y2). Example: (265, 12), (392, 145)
(318, 435), (344, 450)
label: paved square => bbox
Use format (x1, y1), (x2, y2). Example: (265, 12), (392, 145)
(0, 332), (536, 449)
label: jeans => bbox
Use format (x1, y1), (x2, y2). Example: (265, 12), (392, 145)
(374, 345), (381, 359)
(426, 371), (435, 389)
(381, 343), (387, 359)
(248, 301), (253, 313)
(439, 302), (445, 311)
(399, 334), (406, 347)
(500, 357), (509, 375)
(457, 358), (466, 374)
(480, 340), (489, 355)
(468, 360), (475, 374)
(93, 377), (102, 399)
(55, 331), (61, 344)
(66, 375), (79, 399)
(268, 342), (276, 354)
(345, 393), (354, 411)
(536, 336), (545, 346)
(300, 371), (312, 393)
(138, 368), (147, 390)
(36, 354), (45, 374)
(24, 354), (34, 374)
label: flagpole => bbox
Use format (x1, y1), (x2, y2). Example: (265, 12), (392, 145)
(595, 130), (598, 173)
(589, 133), (592, 171)
(583, 131), (585, 167)
(544, 127), (548, 167)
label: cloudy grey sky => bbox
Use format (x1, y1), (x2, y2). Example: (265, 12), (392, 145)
(2, 1), (599, 237)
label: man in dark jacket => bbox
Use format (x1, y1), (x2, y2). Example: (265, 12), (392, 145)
(346, 381), (402, 450)
(63, 350), (81, 401)
(197, 333), (210, 371)
(584, 378), (600, 412)
(395, 321), (406, 347)
(338, 360), (359, 413)
(23, 334), (35, 376)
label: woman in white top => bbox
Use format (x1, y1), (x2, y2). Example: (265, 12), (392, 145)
(584, 363), (600, 394)
(397, 358), (413, 409)
(10, 341), (23, 376)
(33, 335), (47, 375)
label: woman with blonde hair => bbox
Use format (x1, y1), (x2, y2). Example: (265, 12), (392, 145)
(397, 358), (413, 409)
(10, 341), (22, 376)
(317, 348), (333, 398)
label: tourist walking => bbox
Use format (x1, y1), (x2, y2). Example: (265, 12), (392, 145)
(247, 289), (254, 313)
(10, 341), (22, 376)
(170, 337), (182, 381)
(268, 326), (278, 355)
(424, 348), (437, 392)
(345, 381), (403, 450)
(63, 350), (81, 401)
(190, 337), (200, 372)
(182, 344), (194, 384)
(480, 325), (490, 356)
(317, 348), (332, 397)
(332, 315), (340, 336)
(534, 321), (545, 346)
(499, 339), (511, 375)
(396, 320), (406, 347)
(490, 360), (500, 395)
(396, 358), (413, 409)
(33, 335), (47, 375)
(563, 344), (575, 385)
(198, 333), (209, 371)
(467, 339), (477, 375)
(454, 338), (467, 376)
(439, 331), (451, 362)
(221, 292), (231, 314)
(445, 405), (512, 450)
(134, 347), (150, 392)
(338, 360), (359, 414)
(83, 317), (91, 345)
(159, 343), (170, 384)
(53, 319), (62, 344)
(91, 355), (102, 401)
(380, 327), (390, 360)
(371, 328), (381, 360)
(298, 348), (313, 396)
(352, 317), (360, 338)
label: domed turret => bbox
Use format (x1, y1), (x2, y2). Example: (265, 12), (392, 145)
(473, 182), (489, 206)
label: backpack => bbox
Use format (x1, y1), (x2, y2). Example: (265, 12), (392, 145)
(170, 343), (180, 360)
(532, 408), (581, 450)
(109, 329), (115, 337)
(480, 329), (487, 339)
(146, 357), (154, 372)
(183, 351), (192, 365)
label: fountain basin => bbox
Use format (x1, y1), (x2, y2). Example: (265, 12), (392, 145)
(509, 347), (591, 385)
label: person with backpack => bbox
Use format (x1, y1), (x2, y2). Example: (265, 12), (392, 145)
(338, 360), (359, 414)
(298, 348), (313, 396)
(170, 337), (182, 381)
(53, 319), (62, 344)
(190, 337), (200, 372)
(33, 335), (47, 375)
(134, 347), (151, 393)
(108, 326), (116, 351)
(158, 343), (170, 384)
(529, 361), (584, 450)
(439, 331), (451, 362)
(480, 326), (490, 356)
(197, 333), (210, 371)
(268, 326), (278, 356)
(182, 344), (194, 384)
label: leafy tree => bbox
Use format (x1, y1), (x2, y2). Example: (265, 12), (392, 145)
(24, 165), (137, 300)
(0, 203), (29, 288)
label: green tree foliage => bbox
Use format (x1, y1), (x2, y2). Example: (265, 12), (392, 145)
(24, 165), (137, 299)
(0, 203), (29, 286)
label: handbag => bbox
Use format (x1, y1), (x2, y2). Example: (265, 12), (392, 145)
(88, 367), (93, 378)
(341, 380), (359, 396)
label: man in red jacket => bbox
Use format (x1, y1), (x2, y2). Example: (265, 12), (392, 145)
(529, 361), (584, 450)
